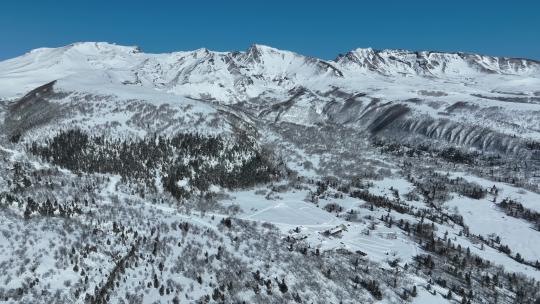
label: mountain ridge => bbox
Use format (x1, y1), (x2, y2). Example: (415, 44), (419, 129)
(13, 41), (540, 66)
(3, 42), (539, 83)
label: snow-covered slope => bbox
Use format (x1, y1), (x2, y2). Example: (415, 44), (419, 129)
(2, 43), (540, 304)
(1, 42), (539, 145)
(0, 42), (340, 102)
(2, 42), (538, 100)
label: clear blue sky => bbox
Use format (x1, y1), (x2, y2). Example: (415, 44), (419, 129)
(1, 0), (539, 61)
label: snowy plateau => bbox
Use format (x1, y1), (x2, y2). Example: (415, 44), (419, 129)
(0, 42), (540, 304)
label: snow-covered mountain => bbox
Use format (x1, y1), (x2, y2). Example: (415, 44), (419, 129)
(337, 48), (540, 77)
(1, 42), (540, 153)
(2, 42), (538, 100)
(2, 43), (540, 304)
(0, 42), (340, 101)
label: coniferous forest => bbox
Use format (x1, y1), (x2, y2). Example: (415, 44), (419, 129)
(29, 129), (280, 200)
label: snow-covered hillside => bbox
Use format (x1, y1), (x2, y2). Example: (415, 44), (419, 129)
(2, 42), (540, 146)
(1, 43), (540, 304)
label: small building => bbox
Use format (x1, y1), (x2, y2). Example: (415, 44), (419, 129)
(323, 224), (348, 237)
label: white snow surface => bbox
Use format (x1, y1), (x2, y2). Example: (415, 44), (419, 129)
(2, 42), (540, 141)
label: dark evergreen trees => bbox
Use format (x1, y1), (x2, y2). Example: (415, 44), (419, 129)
(30, 129), (280, 201)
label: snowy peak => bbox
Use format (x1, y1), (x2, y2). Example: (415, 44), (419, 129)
(239, 44), (342, 79)
(0, 42), (539, 102)
(23, 42), (142, 63)
(65, 42), (142, 55)
(243, 44), (283, 63)
(336, 48), (540, 76)
(1, 42), (143, 75)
